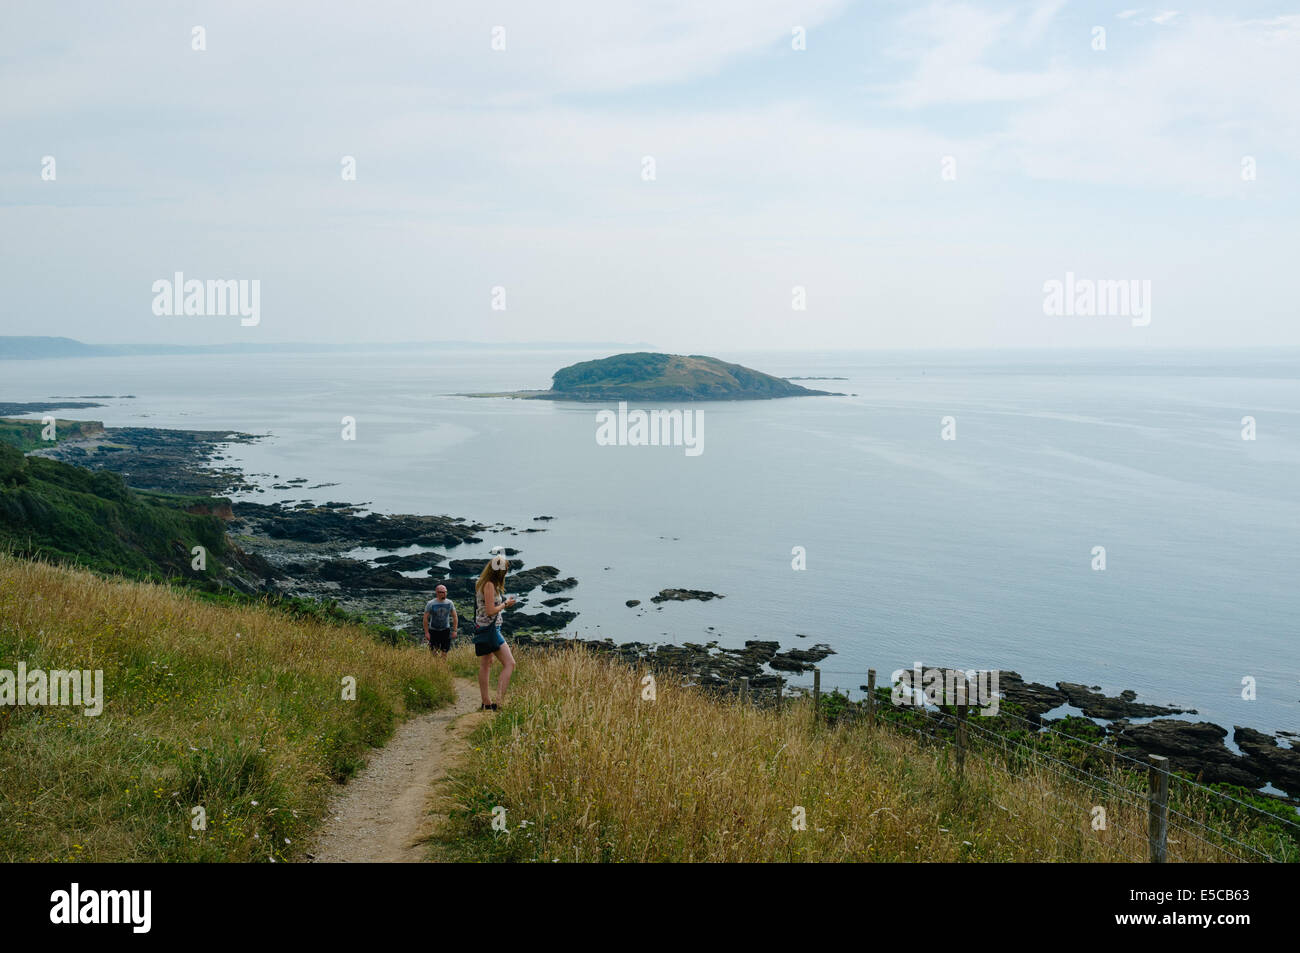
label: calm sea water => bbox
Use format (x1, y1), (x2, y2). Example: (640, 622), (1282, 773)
(5, 347), (1299, 737)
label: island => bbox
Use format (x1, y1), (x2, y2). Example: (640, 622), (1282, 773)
(473, 352), (840, 401)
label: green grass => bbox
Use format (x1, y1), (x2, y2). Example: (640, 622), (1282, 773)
(0, 553), (455, 861)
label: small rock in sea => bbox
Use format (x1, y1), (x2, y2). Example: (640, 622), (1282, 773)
(626, 600), (640, 607)
(511, 566), (560, 592)
(533, 515), (554, 521)
(770, 644), (836, 672)
(650, 588), (724, 604)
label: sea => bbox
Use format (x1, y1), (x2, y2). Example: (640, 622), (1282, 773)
(4, 346), (1298, 740)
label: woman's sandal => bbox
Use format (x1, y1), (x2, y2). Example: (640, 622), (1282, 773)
(480, 703), (498, 711)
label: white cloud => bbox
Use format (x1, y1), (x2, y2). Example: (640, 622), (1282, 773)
(874, 5), (1300, 194)
(1, 0), (1298, 349)
(1000, 13), (1300, 192)
(0, 0), (852, 118)
(882, 2), (1072, 107)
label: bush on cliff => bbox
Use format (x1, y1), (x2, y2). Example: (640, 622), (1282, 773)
(0, 452), (231, 581)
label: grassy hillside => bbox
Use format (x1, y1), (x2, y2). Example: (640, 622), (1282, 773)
(434, 647), (1296, 862)
(0, 417), (103, 452)
(0, 554), (454, 861)
(3, 554), (1291, 864)
(0, 441), (237, 583)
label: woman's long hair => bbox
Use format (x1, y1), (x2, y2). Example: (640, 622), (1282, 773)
(475, 559), (507, 598)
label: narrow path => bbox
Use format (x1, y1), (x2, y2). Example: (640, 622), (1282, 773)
(307, 677), (486, 862)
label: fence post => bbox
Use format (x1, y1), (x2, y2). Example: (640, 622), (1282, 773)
(955, 686), (968, 778)
(867, 669), (877, 726)
(813, 668), (821, 724)
(1148, 755), (1170, 863)
(739, 676), (749, 705)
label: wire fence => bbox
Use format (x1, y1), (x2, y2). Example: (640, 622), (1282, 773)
(703, 666), (1297, 863)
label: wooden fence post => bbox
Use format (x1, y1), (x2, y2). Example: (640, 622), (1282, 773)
(867, 669), (877, 726)
(955, 689), (968, 778)
(813, 668), (821, 724)
(1148, 755), (1170, 863)
(739, 677), (749, 705)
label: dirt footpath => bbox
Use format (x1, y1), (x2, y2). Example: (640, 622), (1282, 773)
(307, 677), (486, 862)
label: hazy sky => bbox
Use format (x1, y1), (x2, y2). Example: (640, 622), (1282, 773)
(2, 1), (1297, 350)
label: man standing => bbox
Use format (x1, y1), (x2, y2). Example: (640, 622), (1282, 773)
(423, 584), (458, 655)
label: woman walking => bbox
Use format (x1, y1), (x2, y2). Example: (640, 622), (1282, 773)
(473, 554), (517, 710)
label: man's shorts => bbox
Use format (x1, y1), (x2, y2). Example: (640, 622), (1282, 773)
(428, 628), (452, 653)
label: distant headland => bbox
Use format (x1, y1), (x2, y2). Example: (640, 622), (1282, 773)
(472, 352), (842, 401)
(0, 335), (651, 360)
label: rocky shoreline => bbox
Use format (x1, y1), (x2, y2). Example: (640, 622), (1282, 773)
(992, 670), (1299, 797)
(34, 422), (260, 495)
(26, 415), (1300, 804)
(228, 500), (582, 637)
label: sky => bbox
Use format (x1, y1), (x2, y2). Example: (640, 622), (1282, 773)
(1, 0), (1297, 351)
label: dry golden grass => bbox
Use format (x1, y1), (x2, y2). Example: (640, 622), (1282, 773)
(437, 646), (1268, 862)
(0, 553), (454, 861)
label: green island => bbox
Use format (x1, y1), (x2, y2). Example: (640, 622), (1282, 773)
(472, 351), (840, 401)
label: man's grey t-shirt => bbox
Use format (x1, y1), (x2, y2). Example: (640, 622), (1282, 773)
(424, 599), (456, 630)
